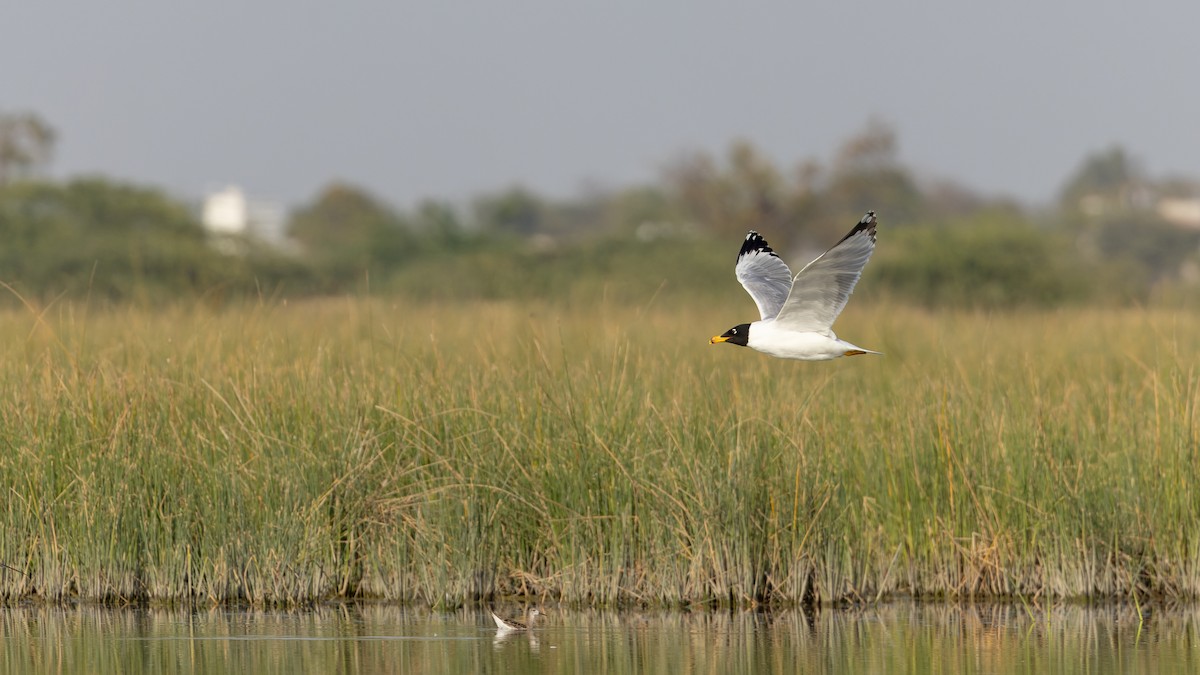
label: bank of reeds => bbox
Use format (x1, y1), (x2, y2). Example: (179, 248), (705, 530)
(0, 298), (1197, 607)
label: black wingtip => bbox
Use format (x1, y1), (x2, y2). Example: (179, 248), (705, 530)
(738, 230), (778, 260)
(838, 211), (878, 245)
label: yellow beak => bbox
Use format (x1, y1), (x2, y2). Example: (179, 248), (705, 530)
(710, 335), (729, 344)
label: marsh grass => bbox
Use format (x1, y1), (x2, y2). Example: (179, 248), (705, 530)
(0, 297), (1197, 607)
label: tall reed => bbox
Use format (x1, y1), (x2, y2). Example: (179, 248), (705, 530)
(0, 298), (1197, 607)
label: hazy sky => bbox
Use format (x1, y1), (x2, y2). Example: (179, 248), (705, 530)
(5, 2), (1198, 209)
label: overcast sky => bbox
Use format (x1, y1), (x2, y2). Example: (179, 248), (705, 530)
(4, 1), (1198, 209)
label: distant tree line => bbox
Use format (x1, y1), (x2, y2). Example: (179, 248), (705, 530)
(2, 110), (1198, 308)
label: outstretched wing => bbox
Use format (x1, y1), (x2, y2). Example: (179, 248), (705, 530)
(774, 212), (877, 333)
(735, 231), (794, 321)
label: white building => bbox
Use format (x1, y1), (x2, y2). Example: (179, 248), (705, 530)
(202, 186), (249, 234)
(202, 185), (287, 245)
(1157, 197), (1200, 230)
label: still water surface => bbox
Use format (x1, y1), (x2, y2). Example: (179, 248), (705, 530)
(1, 603), (1195, 674)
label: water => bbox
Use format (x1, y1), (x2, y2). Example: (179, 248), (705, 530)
(1, 603), (1195, 674)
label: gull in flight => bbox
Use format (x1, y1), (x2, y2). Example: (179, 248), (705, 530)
(710, 211), (881, 361)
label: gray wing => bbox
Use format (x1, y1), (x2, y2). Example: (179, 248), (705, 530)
(774, 212), (877, 332)
(735, 231), (794, 321)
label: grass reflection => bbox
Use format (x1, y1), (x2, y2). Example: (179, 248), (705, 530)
(1, 603), (1196, 674)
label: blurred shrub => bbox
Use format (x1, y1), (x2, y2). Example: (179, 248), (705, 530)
(0, 178), (310, 304)
(386, 235), (733, 307)
(2, 129), (1198, 310)
(867, 210), (1097, 308)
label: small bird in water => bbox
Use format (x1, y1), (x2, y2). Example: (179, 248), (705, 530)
(490, 606), (542, 632)
(711, 211), (881, 361)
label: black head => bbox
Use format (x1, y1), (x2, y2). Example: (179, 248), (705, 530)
(710, 323), (751, 347)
